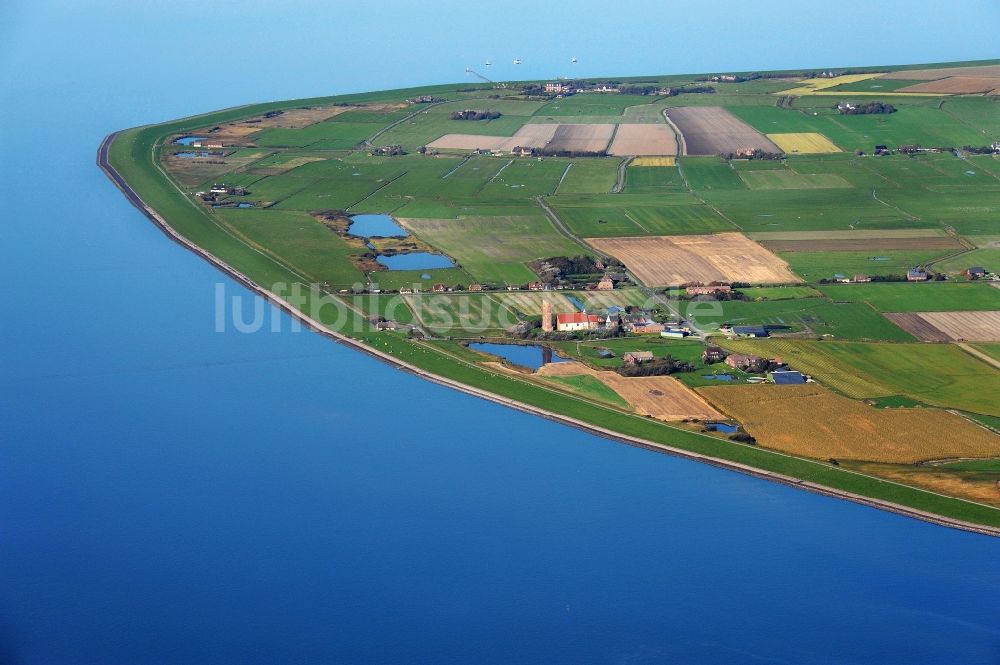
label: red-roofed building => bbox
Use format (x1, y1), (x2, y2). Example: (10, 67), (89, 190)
(556, 312), (602, 332)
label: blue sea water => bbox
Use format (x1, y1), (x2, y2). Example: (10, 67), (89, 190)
(1, 3), (1000, 664)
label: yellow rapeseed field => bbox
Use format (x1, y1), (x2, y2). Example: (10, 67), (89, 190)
(776, 73), (883, 95)
(766, 132), (842, 154)
(631, 156), (676, 167)
(698, 384), (1000, 463)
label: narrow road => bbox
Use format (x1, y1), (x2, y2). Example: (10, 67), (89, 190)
(957, 343), (1000, 371)
(534, 195), (604, 258)
(612, 157), (631, 193)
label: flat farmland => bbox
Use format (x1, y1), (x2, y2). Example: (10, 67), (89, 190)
(554, 159), (620, 194)
(779, 249), (950, 282)
(666, 107), (780, 155)
(760, 236), (964, 252)
(536, 362), (722, 421)
(698, 384), (1000, 463)
(718, 338), (1000, 416)
(550, 193), (732, 237)
(896, 77), (1000, 95)
(397, 215), (581, 285)
(766, 132), (841, 154)
(882, 313), (952, 342)
(816, 282), (1000, 312)
(545, 124), (615, 152)
(404, 293), (519, 334)
(738, 169), (851, 190)
(898, 311), (1000, 342)
(577, 288), (655, 310)
(680, 157), (747, 190)
(588, 232), (800, 286)
(631, 157), (677, 166)
(492, 291), (577, 315)
(881, 64), (1000, 80)
(608, 124), (678, 156)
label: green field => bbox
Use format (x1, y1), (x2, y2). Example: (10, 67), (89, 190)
(721, 338), (1000, 417)
(108, 60), (1000, 530)
(816, 282), (1000, 311)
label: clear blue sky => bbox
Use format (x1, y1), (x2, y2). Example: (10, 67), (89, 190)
(2, 0), (998, 117)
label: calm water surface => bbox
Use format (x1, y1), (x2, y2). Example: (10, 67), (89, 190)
(1, 3), (999, 664)
(468, 343), (568, 370)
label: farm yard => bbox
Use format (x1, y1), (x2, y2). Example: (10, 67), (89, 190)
(122, 57), (1000, 529)
(588, 232), (801, 286)
(698, 384), (1000, 463)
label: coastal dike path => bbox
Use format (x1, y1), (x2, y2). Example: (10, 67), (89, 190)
(98, 131), (1000, 538)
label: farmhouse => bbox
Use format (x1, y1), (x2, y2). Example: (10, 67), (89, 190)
(853, 274), (871, 283)
(964, 267), (987, 280)
(432, 283), (447, 293)
(544, 82), (573, 94)
(634, 323), (665, 335)
(725, 353), (767, 372)
(510, 146), (536, 157)
(375, 321), (397, 331)
(907, 268), (929, 282)
(623, 351), (655, 366)
(703, 346), (727, 364)
(556, 312), (602, 332)
(468, 283), (483, 291)
(660, 329), (688, 339)
(596, 277), (614, 291)
(686, 284), (732, 296)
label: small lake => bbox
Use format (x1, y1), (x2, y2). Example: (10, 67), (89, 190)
(706, 422), (739, 433)
(377, 252), (455, 270)
(174, 136), (207, 145)
(175, 151), (210, 158)
(469, 343), (568, 370)
(349, 213), (408, 238)
(566, 295), (586, 311)
(702, 374), (734, 381)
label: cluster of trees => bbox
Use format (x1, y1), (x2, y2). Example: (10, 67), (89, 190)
(721, 149), (783, 161)
(450, 110), (502, 120)
(680, 289), (748, 302)
(963, 145), (1000, 155)
(617, 356), (692, 377)
(838, 101), (896, 115)
(664, 85), (715, 96)
(538, 148), (608, 158)
(544, 255), (604, 276)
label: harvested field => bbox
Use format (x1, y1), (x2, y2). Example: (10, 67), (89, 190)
(545, 124), (615, 153)
(206, 105), (403, 144)
(537, 362), (722, 420)
(698, 384), (1000, 463)
(587, 232), (801, 287)
(492, 291), (576, 315)
(631, 157), (677, 167)
(766, 132), (841, 154)
(895, 77), (1000, 95)
(608, 124), (678, 156)
(427, 124), (559, 151)
(883, 313), (952, 342)
(904, 311), (1000, 342)
(881, 65), (1000, 80)
(666, 107), (780, 156)
(760, 236), (965, 252)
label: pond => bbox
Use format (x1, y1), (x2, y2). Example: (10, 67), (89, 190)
(174, 136), (207, 145)
(377, 252), (455, 270)
(469, 343), (568, 371)
(702, 374), (734, 381)
(349, 213), (408, 238)
(706, 422), (739, 434)
(175, 151), (210, 158)
(566, 295), (586, 311)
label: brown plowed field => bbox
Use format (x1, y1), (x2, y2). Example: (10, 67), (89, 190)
(608, 124), (678, 156)
(881, 64), (1000, 80)
(536, 362), (722, 420)
(911, 311), (1000, 342)
(895, 76), (1000, 94)
(761, 237), (965, 252)
(665, 107), (780, 156)
(698, 384), (1000, 463)
(545, 124), (615, 153)
(883, 313), (953, 342)
(588, 232), (800, 287)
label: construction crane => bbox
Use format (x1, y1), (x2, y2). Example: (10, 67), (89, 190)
(465, 67), (494, 84)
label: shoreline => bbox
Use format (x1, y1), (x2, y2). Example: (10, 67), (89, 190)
(98, 131), (1000, 538)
